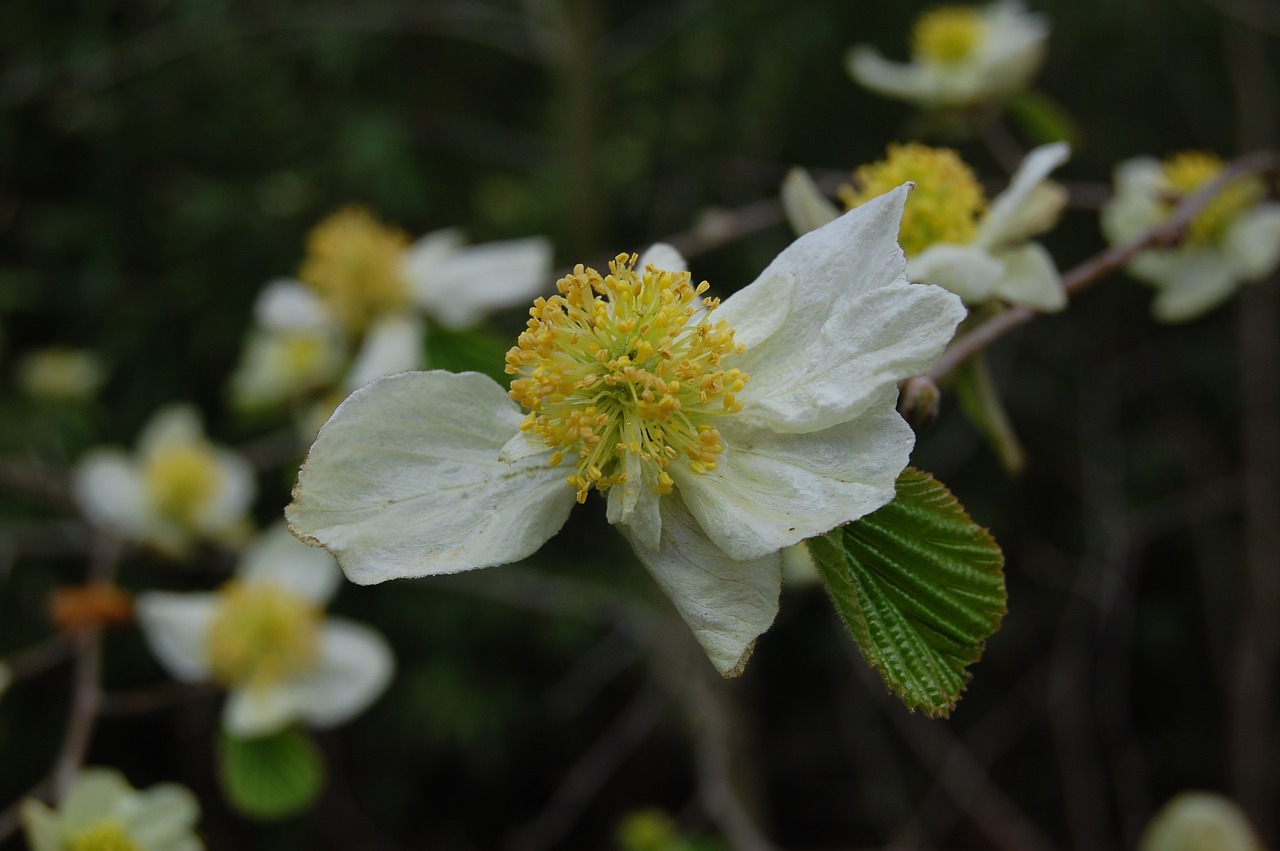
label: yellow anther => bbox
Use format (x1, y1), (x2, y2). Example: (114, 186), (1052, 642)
(912, 6), (985, 65)
(205, 581), (320, 689)
(1161, 151), (1263, 244)
(66, 821), (141, 851)
(298, 206), (412, 334)
(143, 442), (221, 527)
(840, 142), (987, 257)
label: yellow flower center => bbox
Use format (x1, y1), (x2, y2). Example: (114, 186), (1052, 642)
(66, 821), (141, 851)
(506, 254), (748, 504)
(840, 143), (987, 257)
(143, 442), (222, 527)
(298, 206), (412, 334)
(1160, 151), (1263, 245)
(205, 581), (321, 689)
(912, 6), (986, 65)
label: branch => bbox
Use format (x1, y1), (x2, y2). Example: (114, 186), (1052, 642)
(925, 150), (1280, 384)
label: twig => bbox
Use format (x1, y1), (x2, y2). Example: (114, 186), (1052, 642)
(98, 681), (215, 716)
(2, 635), (74, 684)
(49, 629), (103, 799)
(925, 150), (1280, 384)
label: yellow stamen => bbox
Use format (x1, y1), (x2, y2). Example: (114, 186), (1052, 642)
(143, 442), (222, 527)
(506, 254), (748, 502)
(205, 581), (321, 689)
(1160, 151), (1263, 245)
(841, 142), (987, 257)
(298, 206), (412, 333)
(912, 6), (986, 65)
(66, 821), (141, 851)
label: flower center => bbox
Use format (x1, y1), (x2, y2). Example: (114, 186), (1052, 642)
(506, 254), (748, 504)
(1160, 151), (1263, 245)
(298, 206), (412, 334)
(911, 6), (985, 65)
(143, 442), (222, 527)
(204, 581), (321, 689)
(841, 143), (987, 256)
(66, 821), (141, 851)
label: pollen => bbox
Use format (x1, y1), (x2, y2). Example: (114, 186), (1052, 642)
(66, 821), (141, 851)
(506, 254), (748, 503)
(204, 581), (321, 690)
(1160, 151), (1263, 245)
(911, 6), (986, 65)
(143, 442), (222, 528)
(298, 206), (412, 334)
(841, 142), (987, 256)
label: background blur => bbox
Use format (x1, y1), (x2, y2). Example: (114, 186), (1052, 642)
(2, 0), (1279, 848)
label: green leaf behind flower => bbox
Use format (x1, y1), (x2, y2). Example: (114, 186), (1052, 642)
(217, 727), (326, 821)
(424, 326), (512, 384)
(808, 468), (1006, 717)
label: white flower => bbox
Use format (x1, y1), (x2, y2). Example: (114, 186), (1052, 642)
(784, 141), (1070, 312)
(136, 523), (394, 737)
(1101, 152), (1280, 322)
(73, 406), (255, 556)
(16, 347), (108, 402)
(230, 208), (553, 409)
(286, 187), (965, 677)
(21, 767), (202, 851)
(847, 2), (1048, 108)
(1138, 792), (1263, 851)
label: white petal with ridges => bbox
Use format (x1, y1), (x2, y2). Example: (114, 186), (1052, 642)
(287, 370), (576, 584)
(135, 593), (218, 682)
(618, 494), (781, 677)
(673, 391), (914, 561)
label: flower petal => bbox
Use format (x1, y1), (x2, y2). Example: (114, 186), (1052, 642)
(287, 370), (577, 584)
(1224, 203), (1280, 282)
(72, 450), (148, 540)
(977, 142), (1070, 249)
(19, 799), (61, 851)
(291, 619), (395, 728)
(224, 684), (298, 737)
(400, 228), (466, 288)
(126, 785), (201, 846)
(674, 388), (914, 561)
(606, 455), (662, 552)
(781, 168), (840, 236)
(138, 405), (205, 457)
(255, 279), (334, 331)
(239, 523), (341, 605)
(638, 243), (687, 274)
(1101, 157), (1165, 245)
(60, 768), (133, 830)
(909, 243), (1005, 304)
(410, 237), (553, 329)
(618, 494), (781, 677)
(343, 312), (424, 391)
(1149, 248), (1237, 322)
(846, 46), (936, 102)
(734, 282), (963, 434)
(135, 593), (218, 682)
(991, 242), (1066, 311)
(192, 450), (255, 541)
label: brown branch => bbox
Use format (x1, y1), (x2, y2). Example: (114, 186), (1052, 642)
(925, 150), (1280, 384)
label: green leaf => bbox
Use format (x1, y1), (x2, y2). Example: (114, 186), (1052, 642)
(808, 468), (1006, 717)
(1006, 90), (1081, 148)
(217, 727), (326, 821)
(424, 325), (511, 384)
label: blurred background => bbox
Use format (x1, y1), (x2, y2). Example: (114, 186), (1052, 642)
(1, 0), (1278, 848)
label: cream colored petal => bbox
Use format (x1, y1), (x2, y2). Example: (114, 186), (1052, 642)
(240, 522), (341, 605)
(605, 457), (662, 553)
(908, 243), (1005, 304)
(977, 142), (1070, 249)
(19, 799), (61, 851)
(411, 237), (553, 329)
(343, 313), (424, 391)
(735, 282), (963, 434)
(291, 619), (394, 728)
(61, 768), (134, 830)
(1223, 204), (1280, 282)
(781, 168), (840, 236)
(1138, 791), (1263, 851)
(400, 229), (466, 288)
(846, 45), (935, 102)
(1150, 249), (1238, 322)
(135, 593), (218, 682)
(971, 1), (1048, 98)
(674, 389), (913, 561)
(1126, 249), (1184, 285)
(991, 242), (1066, 311)
(618, 494), (781, 678)
(638, 243), (687, 274)
(1102, 158), (1166, 245)
(126, 785), (201, 847)
(191, 450), (255, 543)
(72, 450), (149, 540)
(224, 684), (297, 737)
(287, 371), (576, 584)
(138, 405), (205, 457)
(254, 279), (334, 331)
(720, 184), (914, 386)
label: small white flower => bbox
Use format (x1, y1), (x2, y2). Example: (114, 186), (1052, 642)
(1101, 152), (1280, 321)
(847, 2), (1048, 108)
(21, 767), (203, 851)
(1138, 792), (1263, 851)
(73, 406), (255, 556)
(286, 187), (965, 677)
(17, 347), (108, 402)
(784, 141), (1070, 312)
(231, 208), (553, 409)
(136, 523), (394, 737)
